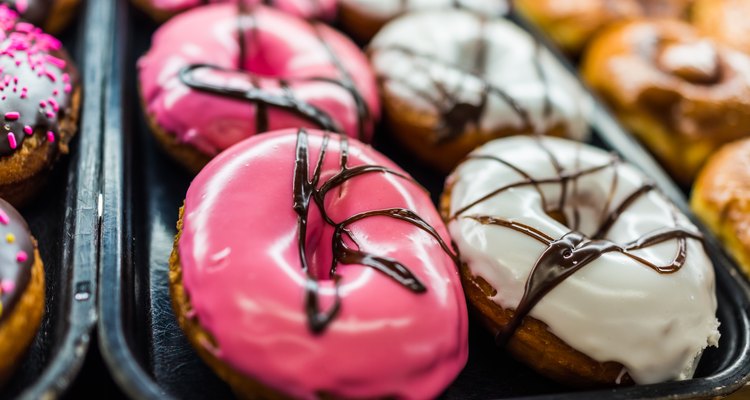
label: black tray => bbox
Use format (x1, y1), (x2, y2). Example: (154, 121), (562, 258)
(98, 1), (750, 399)
(0, 0), (106, 398)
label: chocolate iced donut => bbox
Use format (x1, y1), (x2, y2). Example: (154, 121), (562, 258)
(0, 5), (80, 206)
(0, 198), (44, 385)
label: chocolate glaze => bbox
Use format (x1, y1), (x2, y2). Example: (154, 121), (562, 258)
(178, 4), (371, 140)
(451, 140), (703, 345)
(0, 8), (77, 156)
(292, 128), (458, 333)
(0, 197), (34, 323)
(2, 0), (52, 26)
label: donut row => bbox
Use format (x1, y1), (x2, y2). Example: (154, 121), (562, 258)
(519, 2), (750, 292)
(0, 0), (83, 388)
(135, 2), (724, 399)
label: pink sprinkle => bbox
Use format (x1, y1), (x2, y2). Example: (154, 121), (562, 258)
(48, 98), (58, 111)
(45, 111), (54, 119)
(23, 125), (31, 135)
(62, 73), (70, 83)
(16, 251), (27, 263)
(46, 131), (54, 142)
(0, 280), (14, 293)
(0, 210), (8, 225)
(4, 111), (19, 120)
(39, 101), (45, 108)
(15, 1), (28, 14)
(44, 70), (56, 82)
(64, 83), (71, 93)
(52, 89), (58, 96)
(7, 133), (16, 150)
(12, 77), (17, 84)
(45, 55), (66, 69)
(14, 60), (20, 67)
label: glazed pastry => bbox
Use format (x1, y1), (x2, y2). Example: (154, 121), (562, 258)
(139, 4), (379, 173)
(0, 5), (80, 206)
(338, 0), (508, 43)
(692, 138), (750, 278)
(369, 10), (588, 172)
(0, 198), (44, 385)
(2, 0), (80, 34)
(582, 19), (750, 185)
(693, 0), (750, 54)
(170, 128), (468, 398)
(442, 136), (720, 387)
(515, 0), (693, 55)
(131, 0), (337, 23)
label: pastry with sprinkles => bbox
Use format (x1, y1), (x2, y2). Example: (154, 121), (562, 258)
(0, 198), (44, 385)
(0, 5), (79, 206)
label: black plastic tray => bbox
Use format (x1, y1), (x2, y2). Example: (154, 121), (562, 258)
(0, 0), (106, 398)
(98, 1), (750, 399)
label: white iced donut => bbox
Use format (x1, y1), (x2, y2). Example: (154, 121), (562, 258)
(443, 135), (720, 386)
(338, 0), (509, 42)
(369, 10), (589, 172)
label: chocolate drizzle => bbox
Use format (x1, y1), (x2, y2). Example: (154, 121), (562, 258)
(0, 198), (34, 323)
(177, 4), (371, 140)
(450, 139), (703, 345)
(292, 128), (458, 333)
(371, 25), (554, 143)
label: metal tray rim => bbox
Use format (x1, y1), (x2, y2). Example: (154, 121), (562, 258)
(97, 2), (750, 399)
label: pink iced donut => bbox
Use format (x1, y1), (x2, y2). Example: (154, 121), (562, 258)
(138, 4), (379, 170)
(171, 128), (468, 399)
(132, 0), (337, 22)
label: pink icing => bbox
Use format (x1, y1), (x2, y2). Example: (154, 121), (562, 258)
(139, 4), (378, 156)
(145, 0), (337, 20)
(179, 129), (468, 399)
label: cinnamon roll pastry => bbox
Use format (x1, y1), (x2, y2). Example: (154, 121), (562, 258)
(582, 19), (750, 185)
(515, 0), (693, 55)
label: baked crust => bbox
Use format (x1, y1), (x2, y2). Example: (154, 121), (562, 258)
(0, 247), (45, 385)
(381, 88), (571, 174)
(338, 2), (386, 44)
(692, 138), (750, 278)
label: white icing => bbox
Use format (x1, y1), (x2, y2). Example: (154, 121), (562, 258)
(370, 10), (589, 140)
(659, 39), (719, 77)
(446, 136), (720, 384)
(339, 0), (508, 20)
